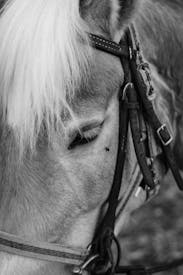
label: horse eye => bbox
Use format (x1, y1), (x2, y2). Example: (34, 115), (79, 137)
(68, 133), (97, 150)
(68, 121), (104, 150)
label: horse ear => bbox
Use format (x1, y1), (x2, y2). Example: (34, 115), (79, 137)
(110, 0), (142, 41)
(80, 0), (141, 41)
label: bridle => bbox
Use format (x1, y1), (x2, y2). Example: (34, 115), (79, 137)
(0, 25), (182, 275)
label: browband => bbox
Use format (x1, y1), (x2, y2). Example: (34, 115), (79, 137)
(89, 33), (129, 58)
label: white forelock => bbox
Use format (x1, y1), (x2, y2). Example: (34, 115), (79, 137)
(0, 0), (91, 153)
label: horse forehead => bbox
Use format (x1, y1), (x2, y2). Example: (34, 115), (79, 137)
(71, 52), (124, 115)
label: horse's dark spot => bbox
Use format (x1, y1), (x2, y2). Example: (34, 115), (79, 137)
(105, 147), (110, 152)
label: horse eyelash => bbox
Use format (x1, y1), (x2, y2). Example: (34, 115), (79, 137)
(68, 123), (104, 150)
(68, 132), (98, 150)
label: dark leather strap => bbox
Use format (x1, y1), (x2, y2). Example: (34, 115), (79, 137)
(126, 84), (155, 190)
(89, 33), (129, 58)
(89, 86), (129, 275)
(119, 33), (156, 191)
(126, 28), (183, 190)
(86, 26), (183, 275)
(88, 31), (156, 275)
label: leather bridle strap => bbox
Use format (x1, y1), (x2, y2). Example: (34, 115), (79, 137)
(0, 231), (88, 266)
(126, 28), (183, 191)
(121, 32), (155, 191)
(84, 28), (183, 275)
(85, 33), (147, 275)
(88, 33), (129, 58)
(85, 31), (156, 275)
(87, 65), (130, 275)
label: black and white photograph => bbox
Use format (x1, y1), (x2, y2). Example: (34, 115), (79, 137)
(0, 0), (182, 274)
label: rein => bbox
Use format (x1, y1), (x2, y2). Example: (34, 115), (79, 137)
(0, 26), (182, 275)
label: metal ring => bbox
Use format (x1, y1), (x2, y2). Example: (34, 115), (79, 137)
(122, 82), (134, 100)
(73, 254), (99, 275)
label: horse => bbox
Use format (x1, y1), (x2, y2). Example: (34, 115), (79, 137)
(0, 0), (182, 274)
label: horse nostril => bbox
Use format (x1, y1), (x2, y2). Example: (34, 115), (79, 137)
(105, 147), (110, 152)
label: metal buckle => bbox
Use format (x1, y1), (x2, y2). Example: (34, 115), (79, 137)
(157, 124), (173, 146)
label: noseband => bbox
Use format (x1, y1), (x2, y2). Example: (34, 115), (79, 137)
(0, 26), (182, 275)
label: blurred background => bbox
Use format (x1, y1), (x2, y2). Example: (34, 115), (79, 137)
(120, 172), (183, 275)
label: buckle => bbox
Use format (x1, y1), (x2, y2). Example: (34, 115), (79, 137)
(157, 124), (173, 146)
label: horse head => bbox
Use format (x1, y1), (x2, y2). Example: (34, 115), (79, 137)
(0, 0), (180, 274)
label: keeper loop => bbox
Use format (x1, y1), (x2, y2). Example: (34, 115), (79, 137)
(127, 102), (140, 109)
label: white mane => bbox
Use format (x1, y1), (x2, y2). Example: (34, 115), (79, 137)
(0, 0), (91, 152)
